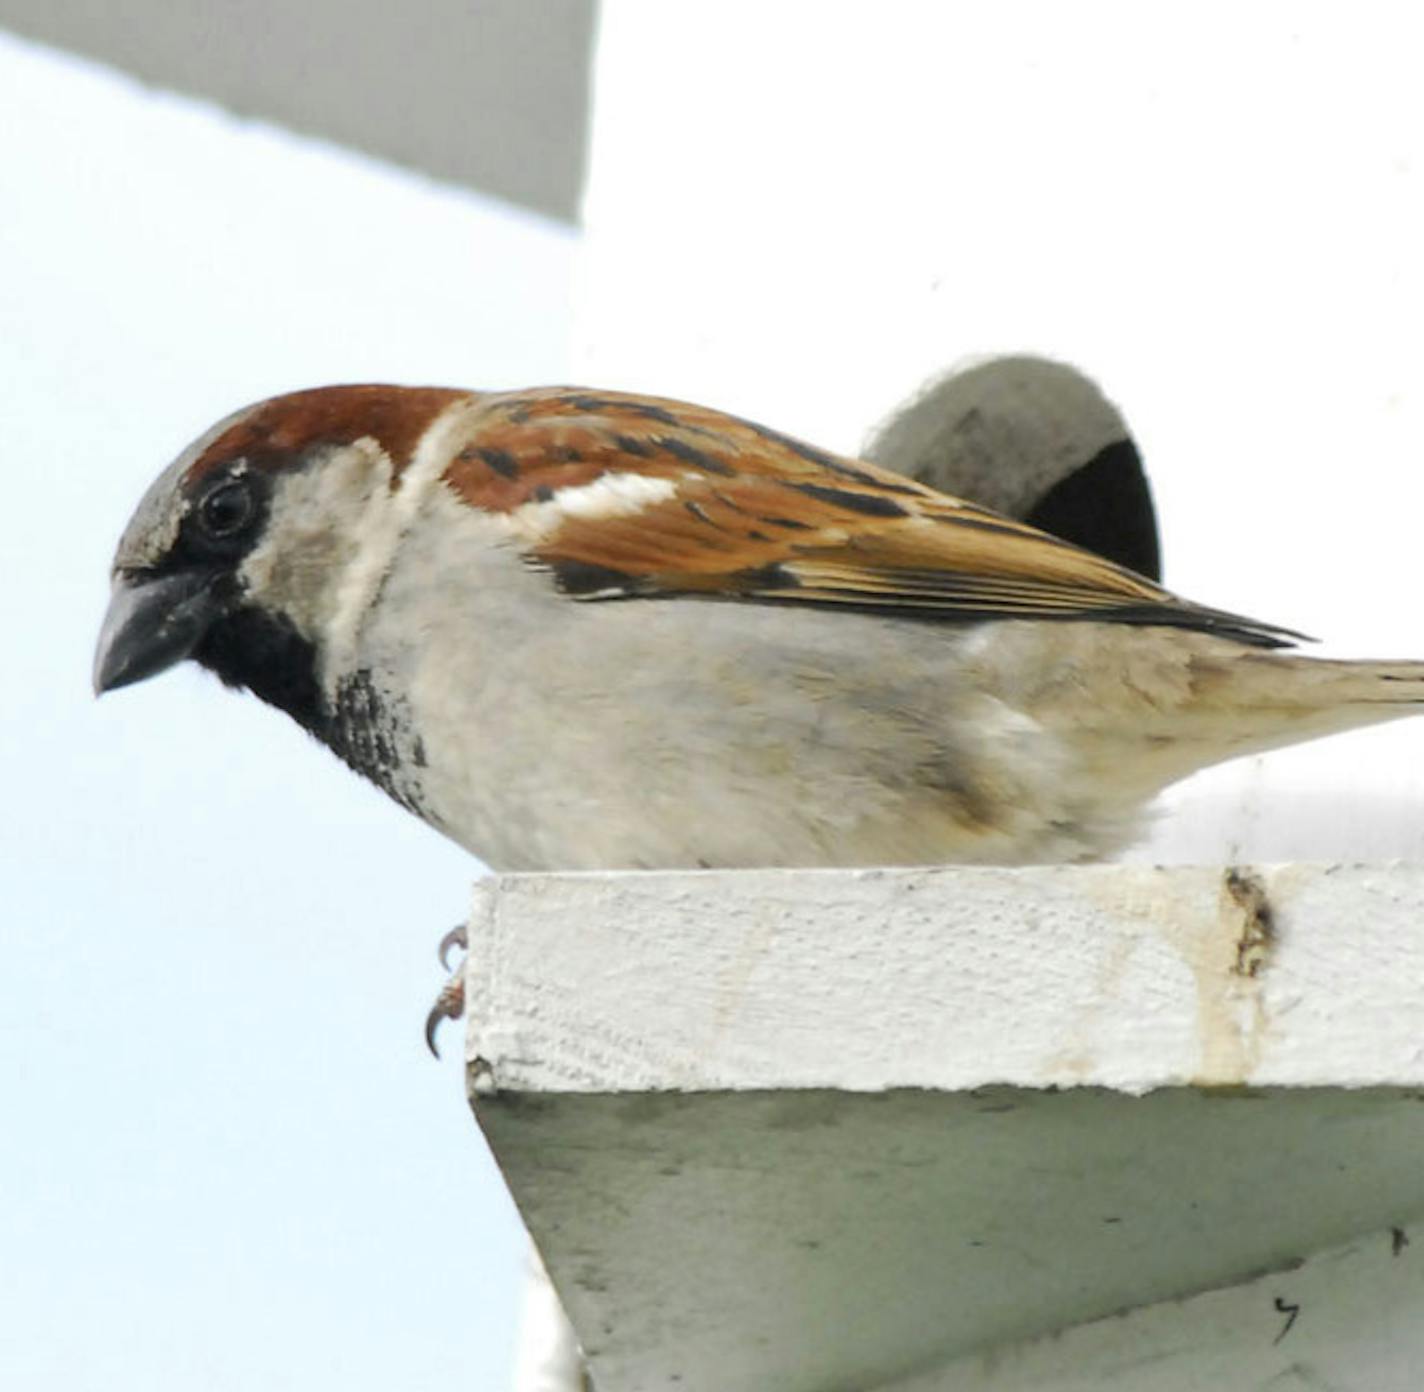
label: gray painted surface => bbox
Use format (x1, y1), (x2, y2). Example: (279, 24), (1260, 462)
(0, 0), (594, 220)
(483, 1088), (1424, 1392)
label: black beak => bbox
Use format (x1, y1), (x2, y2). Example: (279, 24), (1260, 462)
(93, 569), (228, 695)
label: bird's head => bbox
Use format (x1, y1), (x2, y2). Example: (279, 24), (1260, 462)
(93, 384), (466, 725)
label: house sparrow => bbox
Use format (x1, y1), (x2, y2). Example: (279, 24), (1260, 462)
(96, 382), (1423, 876)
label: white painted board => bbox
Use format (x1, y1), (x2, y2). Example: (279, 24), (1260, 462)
(467, 864), (1424, 1392)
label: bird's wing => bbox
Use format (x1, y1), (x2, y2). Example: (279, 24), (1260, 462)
(441, 387), (1300, 648)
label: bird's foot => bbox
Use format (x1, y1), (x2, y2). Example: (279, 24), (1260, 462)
(425, 923), (469, 1058)
(438, 922), (467, 972)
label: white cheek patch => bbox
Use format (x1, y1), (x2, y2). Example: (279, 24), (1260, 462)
(497, 472), (680, 544)
(319, 397), (492, 693)
(238, 438), (395, 651)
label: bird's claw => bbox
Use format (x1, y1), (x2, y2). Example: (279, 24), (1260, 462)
(424, 974), (465, 1059)
(426, 921), (470, 1058)
(438, 922), (467, 973)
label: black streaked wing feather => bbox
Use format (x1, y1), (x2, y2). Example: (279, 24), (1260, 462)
(446, 387), (1304, 650)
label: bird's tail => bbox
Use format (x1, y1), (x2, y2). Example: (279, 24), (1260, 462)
(1157, 651), (1424, 780)
(1226, 652), (1424, 726)
(1064, 645), (1424, 803)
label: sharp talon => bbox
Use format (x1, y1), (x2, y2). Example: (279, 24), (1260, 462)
(424, 975), (465, 1059)
(438, 922), (468, 972)
(428, 922), (469, 1057)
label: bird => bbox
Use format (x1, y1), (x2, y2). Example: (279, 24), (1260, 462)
(95, 382), (1424, 873)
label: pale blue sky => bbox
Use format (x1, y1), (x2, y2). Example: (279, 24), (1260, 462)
(0, 30), (575, 1389)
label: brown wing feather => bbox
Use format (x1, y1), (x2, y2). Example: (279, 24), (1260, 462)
(441, 387), (1301, 648)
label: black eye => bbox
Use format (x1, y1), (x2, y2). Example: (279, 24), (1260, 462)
(198, 481), (255, 539)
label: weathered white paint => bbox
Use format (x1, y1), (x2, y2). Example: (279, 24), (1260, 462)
(468, 865), (1424, 1392)
(466, 864), (1424, 1095)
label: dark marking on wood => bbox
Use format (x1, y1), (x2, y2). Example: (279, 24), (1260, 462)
(533, 485), (555, 503)
(1225, 868), (1275, 978)
(1272, 1295), (1300, 1344)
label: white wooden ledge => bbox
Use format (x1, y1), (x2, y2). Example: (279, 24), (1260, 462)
(463, 865), (1424, 1391)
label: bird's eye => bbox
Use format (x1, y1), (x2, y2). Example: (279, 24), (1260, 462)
(198, 481), (255, 539)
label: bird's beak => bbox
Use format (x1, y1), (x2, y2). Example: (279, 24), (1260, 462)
(93, 569), (227, 695)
